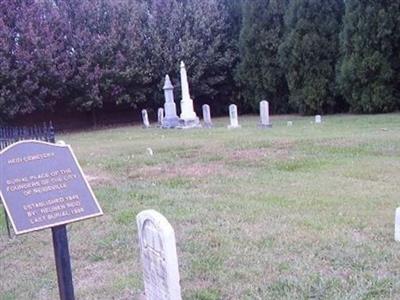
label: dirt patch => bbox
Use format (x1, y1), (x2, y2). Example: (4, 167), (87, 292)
(84, 169), (115, 187)
(314, 137), (362, 148)
(128, 162), (225, 180)
(229, 147), (292, 162)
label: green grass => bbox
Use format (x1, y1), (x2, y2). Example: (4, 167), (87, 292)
(1, 114), (400, 299)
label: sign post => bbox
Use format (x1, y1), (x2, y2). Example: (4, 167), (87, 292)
(0, 140), (103, 299)
(52, 225), (75, 300)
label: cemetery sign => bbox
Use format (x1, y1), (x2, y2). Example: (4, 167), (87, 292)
(0, 140), (103, 235)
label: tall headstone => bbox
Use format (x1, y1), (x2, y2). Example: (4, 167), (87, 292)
(142, 109), (150, 128)
(395, 208), (400, 241)
(178, 61), (200, 128)
(228, 104), (241, 129)
(259, 100), (272, 128)
(162, 75), (180, 128)
(137, 210), (182, 300)
(157, 108), (164, 128)
(202, 104), (212, 128)
(315, 115), (322, 124)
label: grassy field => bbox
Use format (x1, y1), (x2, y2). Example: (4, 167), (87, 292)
(1, 114), (400, 299)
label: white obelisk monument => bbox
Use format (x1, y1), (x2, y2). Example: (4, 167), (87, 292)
(179, 61), (200, 128)
(162, 75), (180, 128)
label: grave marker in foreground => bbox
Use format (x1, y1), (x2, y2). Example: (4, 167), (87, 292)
(0, 140), (103, 299)
(137, 210), (182, 300)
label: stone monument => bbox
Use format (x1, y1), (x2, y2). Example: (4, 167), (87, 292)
(162, 75), (180, 128)
(259, 100), (272, 128)
(157, 108), (164, 128)
(142, 109), (150, 128)
(228, 104), (241, 129)
(315, 115), (322, 124)
(178, 61), (200, 128)
(137, 210), (182, 300)
(395, 208), (400, 241)
(202, 104), (212, 128)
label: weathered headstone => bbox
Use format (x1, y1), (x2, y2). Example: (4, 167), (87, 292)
(142, 109), (150, 128)
(259, 100), (272, 128)
(178, 61), (200, 128)
(202, 104), (213, 128)
(157, 108), (164, 128)
(137, 210), (182, 300)
(395, 208), (400, 241)
(315, 115), (322, 124)
(162, 75), (180, 129)
(228, 104), (240, 129)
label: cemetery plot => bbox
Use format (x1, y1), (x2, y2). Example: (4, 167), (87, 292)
(0, 140), (103, 235)
(137, 210), (182, 300)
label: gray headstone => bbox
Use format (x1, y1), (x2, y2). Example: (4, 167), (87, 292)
(259, 100), (272, 128)
(142, 109), (150, 128)
(137, 210), (182, 300)
(157, 108), (164, 127)
(395, 208), (400, 241)
(162, 75), (180, 128)
(315, 115), (322, 124)
(228, 104), (240, 129)
(202, 104), (212, 128)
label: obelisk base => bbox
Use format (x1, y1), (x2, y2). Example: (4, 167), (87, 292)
(258, 123), (272, 129)
(177, 117), (201, 129)
(162, 117), (181, 129)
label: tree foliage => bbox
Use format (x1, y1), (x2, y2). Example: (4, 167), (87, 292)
(236, 0), (289, 113)
(338, 0), (400, 113)
(0, 0), (399, 123)
(279, 0), (344, 114)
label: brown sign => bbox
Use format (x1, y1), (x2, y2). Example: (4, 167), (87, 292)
(0, 140), (103, 235)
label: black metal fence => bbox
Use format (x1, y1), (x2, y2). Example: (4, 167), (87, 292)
(0, 122), (56, 237)
(0, 122), (55, 150)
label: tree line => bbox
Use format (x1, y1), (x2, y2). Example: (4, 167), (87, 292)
(1, 0), (399, 123)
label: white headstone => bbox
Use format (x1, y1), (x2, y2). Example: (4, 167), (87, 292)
(287, 121), (293, 127)
(142, 109), (150, 128)
(259, 100), (272, 128)
(157, 108), (164, 127)
(162, 75), (180, 128)
(178, 61), (200, 128)
(202, 104), (212, 128)
(395, 208), (400, 241)
(228, 104), (240, 129)
(315, 115), (322, 124)
(137, 210), (182, 300)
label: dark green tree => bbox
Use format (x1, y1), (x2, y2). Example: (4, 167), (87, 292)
(279, 0), (344, 114)
(177, 0), (237, 112)
(338, 0), (400, 113)
(236, 0), (289, 113)
(126, 0), (237, 113)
